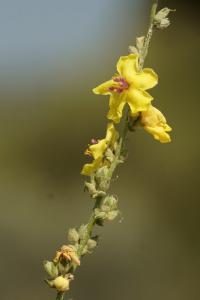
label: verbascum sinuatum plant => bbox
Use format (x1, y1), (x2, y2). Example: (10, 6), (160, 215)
(43, 1), (175, 299)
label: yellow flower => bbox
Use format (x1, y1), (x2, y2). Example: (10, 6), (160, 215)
(81, 123), (118, 176)
(141, 105), (172, 143)
(93, 54), (158, 123)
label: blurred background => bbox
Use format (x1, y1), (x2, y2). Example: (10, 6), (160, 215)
(0, 0), (199, 299)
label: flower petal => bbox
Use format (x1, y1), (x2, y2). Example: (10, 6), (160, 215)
(127, 86), (153, 115)
(90, 139), (107, 160)
(133, 68), (158, 90)
(116, 54), (139, 84)
(105, 123), (118, 145)
(93, 80), (114, 95)
(144, 126), (171, 143)
(81, 158), (102, 176)
(107, 94), (126, 123)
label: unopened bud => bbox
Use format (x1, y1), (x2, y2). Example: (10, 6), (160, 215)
(129, 46), (138, 54)
(107, 210), (119, 221)
(136, 36), (145, 51)
(87, 239), (97, 251)
(154, 7), (171, 21)
(79, 224), (88, 240)
(105, 148), (115, 162)
(68, 228), (79, 243)
(43, 261), (58, 279)
(94, 209), (107, 220)
(154, 7), (175, 29)
(53, 276), (70, 292)
(84, 181), (97, 195)
(104, 195), (118, 210)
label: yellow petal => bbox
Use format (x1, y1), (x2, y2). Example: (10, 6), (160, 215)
(116, 54), (139, 84)
(107, 94), (126, 123)
(93, 79), (114, 95)
(89, 139), (107, 160)
(133, 68), (158, 90)
(105, 123), (118, 144)
(144, 126), (171, 143)
(81, 158), (102, 176)
(127, 86), (153, 115)
(164, 124), (172, 132)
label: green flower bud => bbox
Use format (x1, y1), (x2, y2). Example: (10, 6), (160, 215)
(129, 46), (138, 54)
(68, 228), (79, 243)
(104, 195), (118, 210)
(105, 148), (115, 163)
(84, 181), (97, 195)
(79, 224), (88, 240)
(96, 166), (109, 180)
(107, 210), (119, 221)
(43, 261), (58, 279)
(154, 7), (171, 21)
(81, 245), (89, 255)
(94, 209), (107, 220)
(157, 18), (170, 29)
(136, 36), (145, 51)
(87, 239), (97, 251)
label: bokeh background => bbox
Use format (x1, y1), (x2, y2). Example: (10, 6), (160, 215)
(0, 0), (199, 299)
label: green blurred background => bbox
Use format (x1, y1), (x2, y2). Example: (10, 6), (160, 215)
(0, 0), (199, 299)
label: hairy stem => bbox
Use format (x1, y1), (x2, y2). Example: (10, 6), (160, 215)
(56, 292), (64, 300)
(139, 0), (158, 69)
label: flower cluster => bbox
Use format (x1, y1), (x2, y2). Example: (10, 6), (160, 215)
(44, 225), (98, 293)
(82, 53), (172, 176)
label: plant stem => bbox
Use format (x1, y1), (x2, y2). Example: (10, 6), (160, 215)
(56, 292), (64, 300)
(140, 0), (158, 69)
(55, 1), (159, 299)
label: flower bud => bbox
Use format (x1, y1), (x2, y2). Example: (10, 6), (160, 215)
(94, 209), (107, 220)
(43, 261), (58, 279)
(158, 18), (170, 29)
(79, 224), (88, 240)
(136, 36), (145, 51)
(68, 228), (79, 243)
(154, 7), (171, 21)
(107, 210), (119, 221)
(104, 195), (118, 210)
(105, 148), (115, 163)
(129, 46), (138, 55)
(53, 276), (70, 292)
(87, 239), (97, 251)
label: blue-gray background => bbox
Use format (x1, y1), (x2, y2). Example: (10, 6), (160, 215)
(0, 1), (199, 300)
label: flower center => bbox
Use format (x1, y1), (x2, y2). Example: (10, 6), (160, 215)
(108, 77), (129, 94)
(84, 138), (99, 156)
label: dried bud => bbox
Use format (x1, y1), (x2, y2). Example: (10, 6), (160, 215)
(68, 228), (79, 243)
(53, 245), (80, 266)
(43, 261), (58, 279)
(128, 46), (138, 54)
(53, 276), (70, 292)
(136, 36), (145, 51)
(87, 239), (97, 251)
